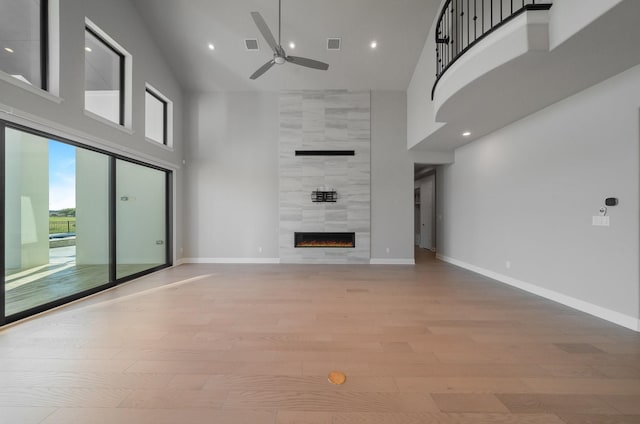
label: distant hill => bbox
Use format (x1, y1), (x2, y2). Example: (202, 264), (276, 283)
(49, 208), (76, 217)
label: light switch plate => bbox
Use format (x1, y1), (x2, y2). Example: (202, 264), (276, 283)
(592, 216), (610, 226)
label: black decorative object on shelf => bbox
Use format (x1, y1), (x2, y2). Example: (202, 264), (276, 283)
(311, 189), (337, 203)
(295, 150), (355, 156)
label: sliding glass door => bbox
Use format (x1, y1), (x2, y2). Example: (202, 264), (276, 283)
(2, 124), (171, 323)
(116, 159), (167, 279)
(4, 128), (110, 316)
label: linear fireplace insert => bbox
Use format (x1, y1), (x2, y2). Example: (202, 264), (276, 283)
(294, 232), (355, 248)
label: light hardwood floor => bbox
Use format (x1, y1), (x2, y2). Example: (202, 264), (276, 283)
(1, 249), (639, 424)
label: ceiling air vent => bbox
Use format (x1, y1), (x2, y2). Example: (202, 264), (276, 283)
(244, 38), (259, 51)
(327, 38), (341, 51)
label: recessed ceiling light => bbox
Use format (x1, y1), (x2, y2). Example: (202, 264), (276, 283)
(85, 46), (92, 52)
(289, 42), (295, 49)
(208, 43), (215, 50)
(370, 41), (377, 49)
(4, 47), (14, 53)
(462, 131), (471, 137)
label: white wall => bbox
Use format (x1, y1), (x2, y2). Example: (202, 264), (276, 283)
(184, 92), (280, 261)
(406, 13), (441, 149)
(371, 91), (454, 263)
(184, 90), (452, 264)
(436, 64), (640, 328)
(371, 91), (414, 262)
(549, 0), (622, 49)
(0, 0), (185, 261)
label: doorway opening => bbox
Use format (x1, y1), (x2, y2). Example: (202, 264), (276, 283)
(414, 164), (436, 264)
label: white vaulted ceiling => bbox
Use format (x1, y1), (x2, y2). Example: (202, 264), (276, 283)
(131, 0), (440, 92)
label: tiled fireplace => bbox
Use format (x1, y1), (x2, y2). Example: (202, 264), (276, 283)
(279, 90), (370, 264)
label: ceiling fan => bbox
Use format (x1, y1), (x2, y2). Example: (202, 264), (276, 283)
(249, 0), (329, 80)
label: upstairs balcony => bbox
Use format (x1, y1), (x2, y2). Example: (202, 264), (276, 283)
(432, 0), (552, 100)
(411, 0), (640, 151)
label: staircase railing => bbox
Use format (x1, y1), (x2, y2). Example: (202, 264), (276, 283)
(432, 0), (553, 99)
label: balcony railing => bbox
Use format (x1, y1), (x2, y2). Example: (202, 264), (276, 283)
(432, 0), (552, 99)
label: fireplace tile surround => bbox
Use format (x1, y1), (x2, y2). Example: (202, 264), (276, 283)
(279, 90), (371, 264)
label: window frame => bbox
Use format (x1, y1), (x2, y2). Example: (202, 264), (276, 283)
(84, 25), (126, 126)
(39, 0), (49, 91)
(145, 86), (168, 145)
(0, 0), (49, 91)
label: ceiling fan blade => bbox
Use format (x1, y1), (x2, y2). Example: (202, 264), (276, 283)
(250, 12), (279, 53)
(250, 59), (276, 80)
(286, 56), (329, 71)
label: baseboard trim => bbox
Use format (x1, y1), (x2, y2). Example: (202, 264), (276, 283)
(436, 254), (640, 332)
(182, 258), (281, 264)
(370, 259), (415, 265)
(173, 258), (186, 266)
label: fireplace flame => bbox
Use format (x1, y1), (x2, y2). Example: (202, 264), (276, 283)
(296, 240), (354, 248)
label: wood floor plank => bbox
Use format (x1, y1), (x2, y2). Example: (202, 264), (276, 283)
(395, 377), (532, 394)
(599, 395), (640, 414)
(521, 378), (640, 395)
(495, 394), (620, 414)
(276, 411), (332, 424)
(431, 393), (510, 413)
(118, 388), (228, 408)
(557, 414), (640, 424)
(223, 391), (438, 412)
(0, 387), (132, 407)
(0, 371), (173, 389)
(331, 412), (567, 424)
(0, 407), (57, 424)
(40, 407), (276, 424)
(203, 375), (398, 393)
(0, 249), (637, 423)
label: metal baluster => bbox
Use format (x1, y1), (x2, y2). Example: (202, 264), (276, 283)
(482, 0), (484, 35)
(466, 0), (469, 48)
(474, 0), (477, 41)
(453, 0), (457, 56)
(450, 3), (454, 66)
(460, 0), (463, 52)
(453, 0), (460, 58)
(445, 3), (449, 71)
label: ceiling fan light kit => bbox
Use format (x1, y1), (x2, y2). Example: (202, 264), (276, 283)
(249, 0), (330, 80)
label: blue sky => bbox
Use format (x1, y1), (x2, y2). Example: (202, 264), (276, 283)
(48, 140), (76, 210)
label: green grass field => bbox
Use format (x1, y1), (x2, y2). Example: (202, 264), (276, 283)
(49, 217), (76, 234)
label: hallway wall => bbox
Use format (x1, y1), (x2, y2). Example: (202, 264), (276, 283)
(436, 64), (640, 330)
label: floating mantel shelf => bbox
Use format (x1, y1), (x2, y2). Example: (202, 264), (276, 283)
(295, 150), (355, 156)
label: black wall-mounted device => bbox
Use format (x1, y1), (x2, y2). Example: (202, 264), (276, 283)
(605, 197), (618, 207)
